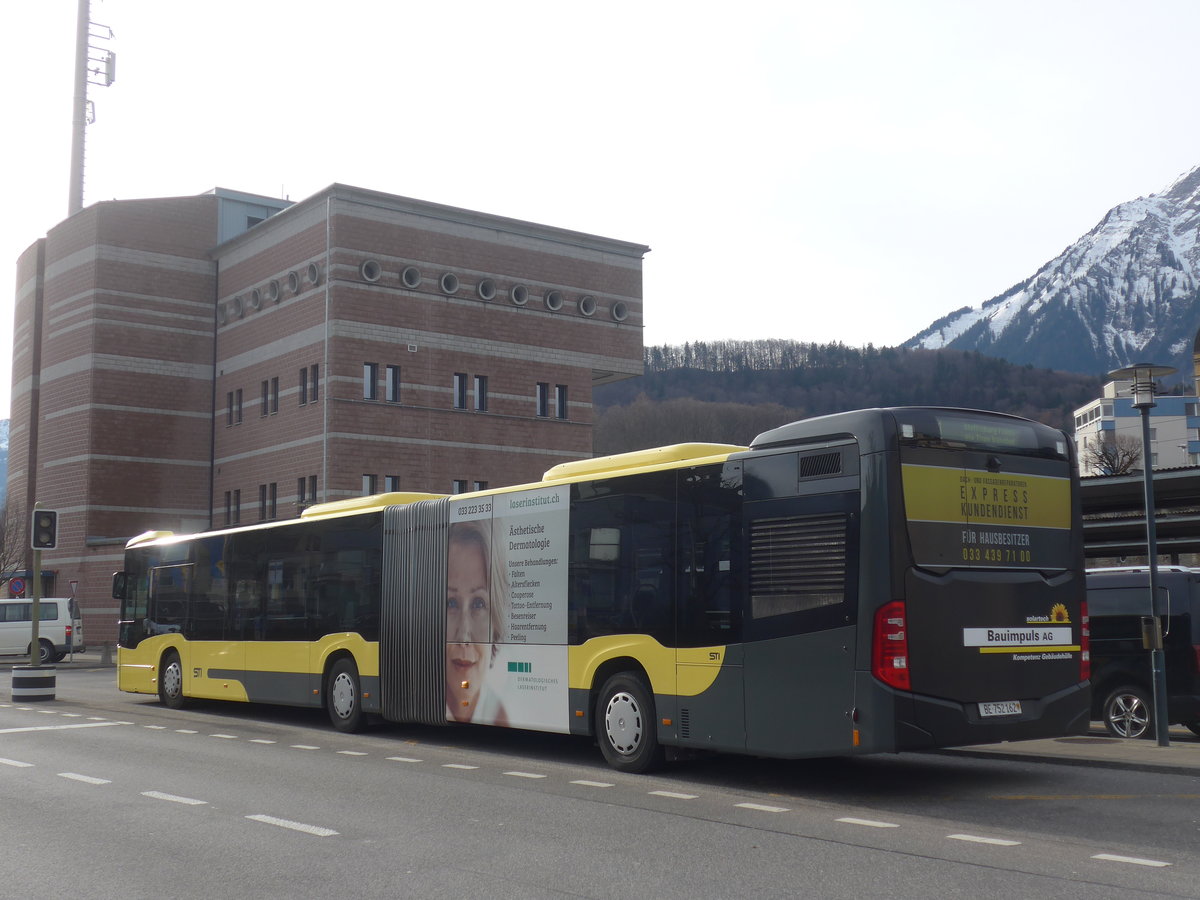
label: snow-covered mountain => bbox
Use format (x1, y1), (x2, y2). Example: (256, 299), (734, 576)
(905, 167), (1200, 377)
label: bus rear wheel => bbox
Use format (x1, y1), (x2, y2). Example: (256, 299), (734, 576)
(596, 673), (664, 774)
(326, 657), (364, 733)
(158, 651), (186, 709)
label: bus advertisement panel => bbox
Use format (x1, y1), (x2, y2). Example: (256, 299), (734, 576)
(446, 488), (569, 733)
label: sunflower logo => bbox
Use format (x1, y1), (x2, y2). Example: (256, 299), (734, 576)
(1050, 603), (1070, 624)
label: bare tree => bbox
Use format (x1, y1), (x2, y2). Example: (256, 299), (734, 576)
(1081, 434), (1142, 475)
(0, 502), (27, 591)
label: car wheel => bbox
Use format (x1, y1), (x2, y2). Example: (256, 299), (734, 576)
(158, 651), (186, 709)
(595, 672), (665, 774)
(1102, 684), (1152, 739)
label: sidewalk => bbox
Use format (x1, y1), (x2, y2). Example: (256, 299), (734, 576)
(952, 728), (1200, 773)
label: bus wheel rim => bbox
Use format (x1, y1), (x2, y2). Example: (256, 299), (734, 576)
(604, 691), (642, 755)
(163, 662), (181, 697)
(331, 672), (355, 719)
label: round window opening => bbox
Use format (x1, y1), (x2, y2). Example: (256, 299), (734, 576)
(440, 273), (459, 294)
(511, 284), (529, 306)
(401, 266), (422, 289)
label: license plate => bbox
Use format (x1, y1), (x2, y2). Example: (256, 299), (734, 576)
(979, 700), (1022, 717)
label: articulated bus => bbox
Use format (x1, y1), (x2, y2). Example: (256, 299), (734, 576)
(114, 407), (1090, 772)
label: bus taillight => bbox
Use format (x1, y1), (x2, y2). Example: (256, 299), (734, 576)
(1079, 599), (1090, 682)
(872, 601), (911, 691)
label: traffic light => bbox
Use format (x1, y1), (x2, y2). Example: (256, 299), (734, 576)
(31, 509), (59, 550)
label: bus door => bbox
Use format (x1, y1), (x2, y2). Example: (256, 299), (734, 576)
(741, 492), (860, 757)
(899, 447), (1082, 739)
(177, 535), (245, 701)
(674, 463), (745, 753)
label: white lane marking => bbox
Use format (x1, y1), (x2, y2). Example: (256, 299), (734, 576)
(0, 722), (121, 734)
(948, 834), (1021, 846)
(246, 814), (338, 837)
(37, 709), (57, 715)
(736, 802), (790, 813)
(649, 790), (698, 800)
(337, 750), (367, 756)
(175, 729), (198, 734)
(387, 756), (422, 763)
(0, 757), (34, 768)
(249, 739), (276, 744)
(144, 725), (167, 730)
(142, 790), (207, 806)
(837, 817), (900, 829)
(60, 713), (82, 718)
(571, 779), (614, 788)
(59, 772), (111, 785)
(86, 716), (106, 721)
(442, 763), (478, 770)
(291, 744), (320, 751)
(209, 734), (238, 740)
(503, 771), (547, 779)
(1092, 853), (1171, 868)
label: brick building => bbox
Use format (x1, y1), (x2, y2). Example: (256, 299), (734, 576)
(9, 185), (647, 645)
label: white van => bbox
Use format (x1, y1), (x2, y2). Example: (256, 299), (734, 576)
(0, 597), (85, 664)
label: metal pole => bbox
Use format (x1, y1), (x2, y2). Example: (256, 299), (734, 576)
(30, 548), (42, 665)
(1139, 405), (1170, 746)
(68, 0), (90, 216)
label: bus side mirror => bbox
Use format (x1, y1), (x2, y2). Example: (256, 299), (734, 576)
(112, 572), (127, 600)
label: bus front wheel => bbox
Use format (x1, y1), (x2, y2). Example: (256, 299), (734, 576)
(596, 673), (664, 774)
(158, 651), (186, 709)
(326, 657), (364, 733)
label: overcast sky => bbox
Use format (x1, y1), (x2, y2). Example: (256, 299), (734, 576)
(6, 0), (1200, 420)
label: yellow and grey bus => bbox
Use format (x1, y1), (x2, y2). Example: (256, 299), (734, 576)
(114, 406), (1090, 772)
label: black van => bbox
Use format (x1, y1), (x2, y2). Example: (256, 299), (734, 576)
(1086, 567), (1200, 738)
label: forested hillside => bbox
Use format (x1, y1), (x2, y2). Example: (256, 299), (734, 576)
(592, 341), (1103, 456)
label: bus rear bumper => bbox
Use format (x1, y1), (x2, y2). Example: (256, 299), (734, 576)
(895, 682), (1091, 751)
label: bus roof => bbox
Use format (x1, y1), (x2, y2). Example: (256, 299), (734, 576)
(542, 443), (745, 483)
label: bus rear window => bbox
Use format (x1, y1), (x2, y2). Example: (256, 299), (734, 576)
(896, 411), (1067, 459)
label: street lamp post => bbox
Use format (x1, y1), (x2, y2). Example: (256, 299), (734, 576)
(1108, 363), (1175, 747)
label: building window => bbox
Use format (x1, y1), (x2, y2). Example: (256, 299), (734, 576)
(386, 365), (402, 403)
(453, 373), (468, 410)
(261, 380), (270, 417)
(385, 475), (401, 492)
(270, 482), (277, 518)
(259, 484), (268, 521)
(299, 368), (308, 405)
(364, 363), (379, 400)
(297, 476), (307, 508)
(226, 391), (234, 426)
(452, 479), (469, 494)
(311, 364), (319, 402)
(271, 377), (279, 414)
(308, 474), (317, 504)
(536, 382), (549, 417)
(224, 491), (232, 526)
(235, 389), (243, 424)
(474, 375), (488, 412)
(233, 489), (241, 524)
(473, 480), (488, 492)
(555, 384), (568, 419)
(363, 474), (377, 495)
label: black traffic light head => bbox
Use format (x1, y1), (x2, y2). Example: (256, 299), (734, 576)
(31, 509), (58, 550)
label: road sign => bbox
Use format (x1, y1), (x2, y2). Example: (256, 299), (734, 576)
(9, 577), (25, 596)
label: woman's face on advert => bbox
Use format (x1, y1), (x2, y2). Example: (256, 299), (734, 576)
(446, 536), (490, 720)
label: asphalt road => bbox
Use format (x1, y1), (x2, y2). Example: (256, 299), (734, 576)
(1, 667), (1197, 899)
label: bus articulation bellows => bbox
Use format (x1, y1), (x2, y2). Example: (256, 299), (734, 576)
(113, 407), (1090, 772)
